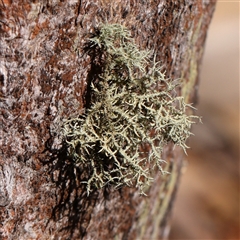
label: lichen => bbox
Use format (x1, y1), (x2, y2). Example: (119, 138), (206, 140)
(62, 24), (197, 194)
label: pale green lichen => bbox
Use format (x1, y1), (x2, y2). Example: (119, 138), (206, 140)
(62, 24), (197, 194)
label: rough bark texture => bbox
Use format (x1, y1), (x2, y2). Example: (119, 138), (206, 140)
(0, 1), (216, 239)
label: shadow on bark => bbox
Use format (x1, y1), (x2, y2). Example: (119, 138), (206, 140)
(42, 143), (99, 238)
(40, 32), (132, 238)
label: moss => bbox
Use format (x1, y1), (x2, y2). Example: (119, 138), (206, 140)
(62, 24), (198, 194)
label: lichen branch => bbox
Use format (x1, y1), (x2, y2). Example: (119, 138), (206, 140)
(62, 24), (198, 194)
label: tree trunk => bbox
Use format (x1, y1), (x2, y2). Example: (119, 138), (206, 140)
(0, 1), (216, 239)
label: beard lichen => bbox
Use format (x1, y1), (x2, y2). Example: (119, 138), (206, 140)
(62, 24), (197, 195)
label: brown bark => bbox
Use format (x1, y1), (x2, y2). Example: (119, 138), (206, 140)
(0, 1), (216, 239)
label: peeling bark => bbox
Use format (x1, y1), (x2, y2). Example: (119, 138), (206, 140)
(0, 1), (216, 239)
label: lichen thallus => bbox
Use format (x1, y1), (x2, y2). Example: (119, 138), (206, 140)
(62, 24), (199, 195)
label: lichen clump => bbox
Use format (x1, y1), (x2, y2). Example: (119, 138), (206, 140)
(63, 24), (196, 194)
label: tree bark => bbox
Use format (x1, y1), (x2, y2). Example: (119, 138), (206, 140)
(0, 1), (216, 239)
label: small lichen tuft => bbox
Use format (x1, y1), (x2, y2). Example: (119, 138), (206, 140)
(62, 24), (198, 194)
